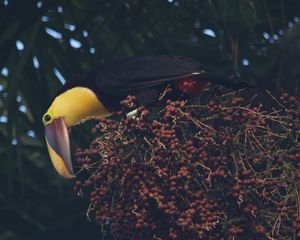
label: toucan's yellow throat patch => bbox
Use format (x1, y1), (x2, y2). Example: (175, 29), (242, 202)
(44, 87), (111, 127)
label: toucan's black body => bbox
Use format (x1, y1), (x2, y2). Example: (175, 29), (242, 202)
(57, 56), (249, 111)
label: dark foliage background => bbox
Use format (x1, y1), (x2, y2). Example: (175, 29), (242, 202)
(0, 0), (300, 239)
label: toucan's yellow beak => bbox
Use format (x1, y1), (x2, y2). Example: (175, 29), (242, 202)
(44, 118), (75, 179)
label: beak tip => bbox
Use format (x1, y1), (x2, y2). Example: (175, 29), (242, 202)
(44, 118), (74, 179)
(46, 139), (76, 179)
(61, 169), (76, 179)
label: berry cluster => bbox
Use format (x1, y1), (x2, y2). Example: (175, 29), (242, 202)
(74, 92), (300, 240)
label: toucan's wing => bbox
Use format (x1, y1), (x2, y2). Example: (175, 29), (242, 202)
(93, 56), (206, 96)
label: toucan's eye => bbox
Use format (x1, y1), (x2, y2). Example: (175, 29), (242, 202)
(44, 114), (51, 122)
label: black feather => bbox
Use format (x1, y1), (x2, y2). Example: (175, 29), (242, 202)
(58, 56), (252, 110)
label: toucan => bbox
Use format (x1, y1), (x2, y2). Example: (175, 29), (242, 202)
(43, 56), (250, 179)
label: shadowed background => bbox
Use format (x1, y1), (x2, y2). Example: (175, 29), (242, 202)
(0, 0), (300, 239)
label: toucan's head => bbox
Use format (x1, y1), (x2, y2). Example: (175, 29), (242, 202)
(43, 86), (111, 179)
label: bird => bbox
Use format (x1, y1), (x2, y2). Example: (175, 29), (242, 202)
(43, 56), (251, 179)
